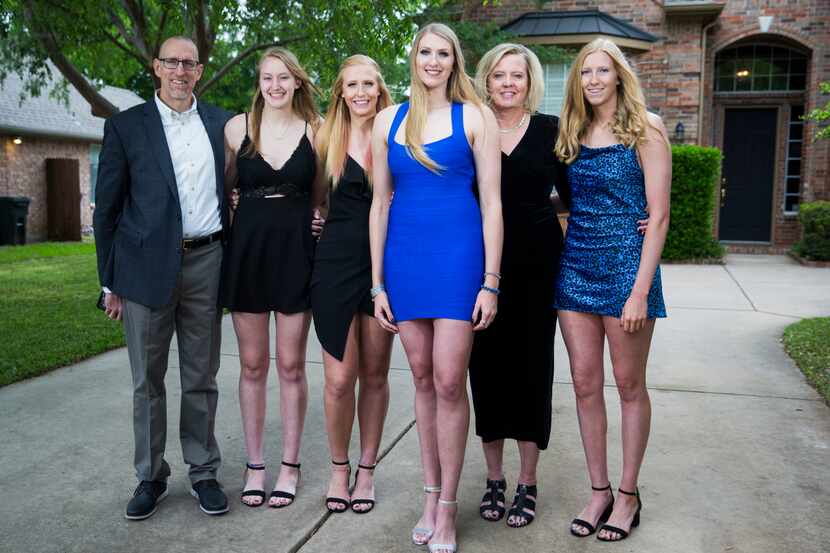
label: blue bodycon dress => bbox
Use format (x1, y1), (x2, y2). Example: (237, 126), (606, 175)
(555, 144), (666, 319)
(384, 102), (484, 322)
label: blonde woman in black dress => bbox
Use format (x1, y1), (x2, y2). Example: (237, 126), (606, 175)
(310, 55), (394, 514)
(469, 43), (570, 529)
(220, 47), (320, 509)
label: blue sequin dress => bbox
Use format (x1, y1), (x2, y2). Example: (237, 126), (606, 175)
(554, 144), (666, 319)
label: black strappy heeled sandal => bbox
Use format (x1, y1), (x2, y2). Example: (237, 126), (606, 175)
(268, 460), (301, 508)
(350, 462), (377, 514)
(570, 484), (615, 537)
(240, 462), (266, 507)
(325, 459), (351, 513)
(506, 483), (537, 528)
(597, 487), (641, 542)
(479, 477), (507, 521)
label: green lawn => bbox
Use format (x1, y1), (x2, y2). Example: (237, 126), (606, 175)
(783, 317), (830, 404)
(0, 241), (124, 387)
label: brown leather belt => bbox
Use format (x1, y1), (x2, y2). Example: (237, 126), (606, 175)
(182, 229), (223, 251)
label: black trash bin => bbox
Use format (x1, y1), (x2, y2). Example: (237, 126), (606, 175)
(0, 197), (31, 245)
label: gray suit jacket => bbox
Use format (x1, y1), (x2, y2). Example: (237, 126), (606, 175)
(93, 99), (231, 309)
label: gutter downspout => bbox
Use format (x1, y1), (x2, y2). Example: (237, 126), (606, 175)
(698, 19), (718, 145)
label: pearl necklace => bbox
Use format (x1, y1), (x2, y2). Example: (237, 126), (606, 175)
(498, 112), (528, 134)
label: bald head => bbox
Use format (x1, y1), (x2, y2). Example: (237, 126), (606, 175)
(158, 36), (199, 61)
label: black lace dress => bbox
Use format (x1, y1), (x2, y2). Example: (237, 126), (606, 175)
(219, 123), (316, 313)
(310, 156), (374, 361)
(468, 114), (571, 450)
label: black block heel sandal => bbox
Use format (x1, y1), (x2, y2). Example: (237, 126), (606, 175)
(507, 483), (537, 528)
(269, 460), (301, 508)
(240, 462), (266, 507)
(479, 478), (507, 521)
(597, 487), (641, 542)
(325, 459), (351, 513)
(570, 484), (614, 537)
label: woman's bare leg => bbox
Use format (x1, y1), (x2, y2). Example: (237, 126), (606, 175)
(233, 311), (271, 506)
(322, 316), (360, 509)
(269, 310), (311, 507)
(429, 318), (474, 552)
(559, 310), (614, 535)
(597, 317), (655, 540)
(397, 320), (439, 543)
(351, 314), (394, 510)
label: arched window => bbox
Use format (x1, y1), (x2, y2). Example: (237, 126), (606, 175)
(715, 44), (807, 92)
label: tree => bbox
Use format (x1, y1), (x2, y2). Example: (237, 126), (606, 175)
(0, 0), (433, 116)
(804, 82), (830, 141)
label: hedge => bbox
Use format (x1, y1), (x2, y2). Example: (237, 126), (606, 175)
(792, 201), (830, 261)
(663, 145), (724, 261)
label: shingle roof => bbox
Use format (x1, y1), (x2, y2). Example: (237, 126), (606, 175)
(0, 64), (144, 142)
(502, 10), (658, 43)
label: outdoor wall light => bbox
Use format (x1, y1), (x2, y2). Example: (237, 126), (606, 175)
(736, 69), (750, 78)
(12, 136), (22, 145)
(674, 122), (685, 142)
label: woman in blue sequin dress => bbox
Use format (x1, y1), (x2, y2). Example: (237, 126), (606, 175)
(554, 38), (671, 542)
(369, 23), (502, 553)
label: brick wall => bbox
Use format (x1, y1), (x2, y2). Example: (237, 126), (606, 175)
(0, 135), (94, 242)
(464, 0), (830, 249)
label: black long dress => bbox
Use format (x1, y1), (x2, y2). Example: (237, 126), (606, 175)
(310, 156), (374, 361)
(219, 121), (317, 313)
(468, 113), (571, 450)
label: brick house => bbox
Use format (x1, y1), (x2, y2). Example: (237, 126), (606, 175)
(463, 0), (830, 252)
(0, 66), (142, 242)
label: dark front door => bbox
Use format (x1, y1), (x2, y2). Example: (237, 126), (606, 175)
(719, 108), (777, 242)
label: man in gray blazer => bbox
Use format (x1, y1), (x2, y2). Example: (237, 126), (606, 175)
(94, 36), (231, 520)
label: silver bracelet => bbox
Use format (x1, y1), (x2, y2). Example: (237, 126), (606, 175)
(484, 271), (502, 280)
(370, 284), (386, 299)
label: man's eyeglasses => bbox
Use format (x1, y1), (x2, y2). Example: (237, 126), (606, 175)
(158, 57), (200, 71)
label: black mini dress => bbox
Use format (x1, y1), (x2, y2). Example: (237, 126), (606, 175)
(219, 121), (316, 313)
(310, 156), (374, 361)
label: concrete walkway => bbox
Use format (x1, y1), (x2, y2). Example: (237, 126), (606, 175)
(1, 255), (828, 553)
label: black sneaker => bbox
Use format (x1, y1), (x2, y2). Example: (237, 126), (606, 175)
(190, 479), (229, 515)
(125, 480), (168, 520)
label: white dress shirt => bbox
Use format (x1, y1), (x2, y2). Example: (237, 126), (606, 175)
(154, 93), (222, 239)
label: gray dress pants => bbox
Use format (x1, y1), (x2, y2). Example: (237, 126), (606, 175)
(122, 240), (223, 484)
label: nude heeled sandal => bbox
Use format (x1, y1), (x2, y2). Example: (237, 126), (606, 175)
(412, 485), (441, 545)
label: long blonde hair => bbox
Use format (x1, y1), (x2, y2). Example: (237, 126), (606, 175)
(316, 55), (392, 185)
(555, 38), (654, 164)
(474, 43), (544, 113)
(406, 22), (482, 173)
(242, 47), (321, 158)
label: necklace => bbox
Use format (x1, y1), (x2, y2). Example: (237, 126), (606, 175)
(498, 112), (528, 134)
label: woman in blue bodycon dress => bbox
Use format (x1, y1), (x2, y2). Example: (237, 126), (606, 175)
(554, 38), (671, 542)
(368, 23), (503, 553)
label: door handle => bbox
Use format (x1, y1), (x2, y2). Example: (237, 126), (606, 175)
(720, 177), (727, 208)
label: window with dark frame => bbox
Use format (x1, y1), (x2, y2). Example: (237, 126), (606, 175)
(715, 44), (808, 93)
(784, 105), (804, 213)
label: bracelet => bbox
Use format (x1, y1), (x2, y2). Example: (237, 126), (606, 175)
(480, 284), (500, 296)
(370, 284), (386, 299)
(484, 271), (502, 280)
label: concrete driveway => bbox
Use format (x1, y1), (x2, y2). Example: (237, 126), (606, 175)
(0, 254), (827, 553)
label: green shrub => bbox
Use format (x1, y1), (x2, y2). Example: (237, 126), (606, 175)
(663, 145), (724, 261)
(793, 201), (830, 261)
